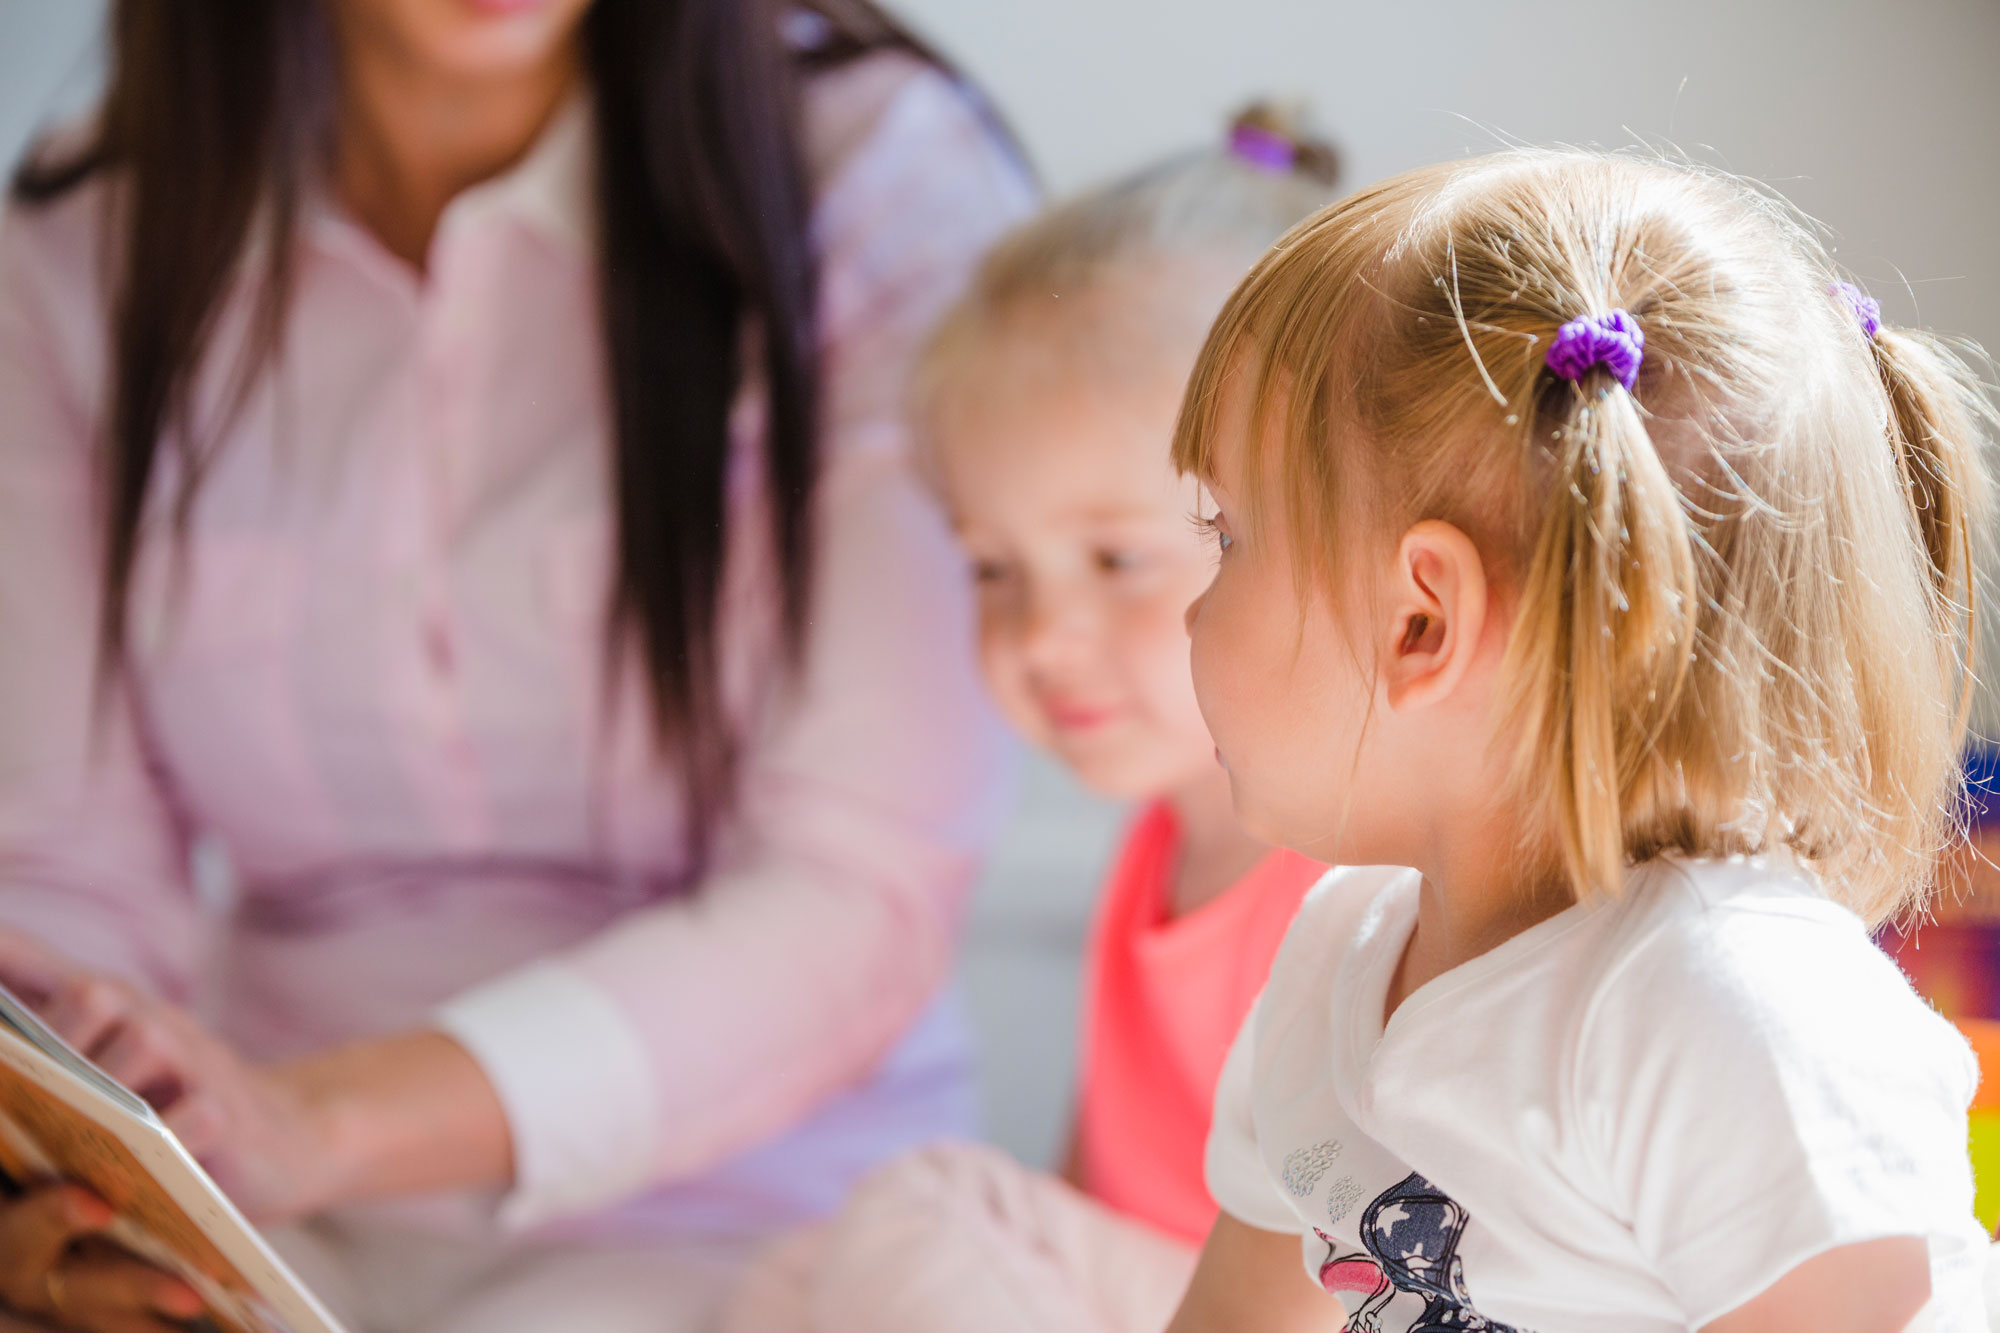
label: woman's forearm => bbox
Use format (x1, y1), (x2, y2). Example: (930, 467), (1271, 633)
(277, 1030), (514, 1211)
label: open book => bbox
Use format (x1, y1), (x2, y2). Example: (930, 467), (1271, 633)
(0, 983), (347, 1333)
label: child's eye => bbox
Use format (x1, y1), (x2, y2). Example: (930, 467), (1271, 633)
(969, 558), (1012, 585)
(1094, 549), (1146, 575)
(1194, 514), (1234, 554)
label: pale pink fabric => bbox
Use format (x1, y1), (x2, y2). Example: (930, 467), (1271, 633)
(264, 1217), (754, 1333)
(710, 809), (1322, 1333)
(0, 53), (1033, 1235)
(718, 1144), (1198, 1333)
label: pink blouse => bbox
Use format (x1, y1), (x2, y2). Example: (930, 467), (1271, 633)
(0, 54), (1033, 1235)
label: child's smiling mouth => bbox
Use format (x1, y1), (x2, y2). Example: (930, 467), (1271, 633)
(1043, 699), (1122, 733)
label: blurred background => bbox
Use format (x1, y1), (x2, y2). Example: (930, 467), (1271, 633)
(3, 0), (1997, 1171)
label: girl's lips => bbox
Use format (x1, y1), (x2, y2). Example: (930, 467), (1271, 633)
(461, 0), (553, 16)
(1044, 701), (1120, 732)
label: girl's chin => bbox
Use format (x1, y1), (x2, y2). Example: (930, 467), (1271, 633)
(1049, 744), (1182, 804)
(1220, 785), (1298, 851)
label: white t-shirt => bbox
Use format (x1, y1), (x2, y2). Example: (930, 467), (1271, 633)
(1207, 856), (1988, 1333)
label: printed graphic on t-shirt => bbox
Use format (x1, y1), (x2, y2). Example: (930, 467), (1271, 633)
(1307, 1171), (1525, 1333)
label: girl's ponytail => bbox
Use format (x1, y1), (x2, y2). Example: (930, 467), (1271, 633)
(1865, 320), (1994, 664)
(1507, 320), (1697, 899)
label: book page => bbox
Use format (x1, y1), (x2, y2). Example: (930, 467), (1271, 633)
(0, 1030), (345, 1333)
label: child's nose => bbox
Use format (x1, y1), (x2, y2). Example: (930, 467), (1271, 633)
(1183, 591), (1205, 637)
(1021, 587), (1094, 668)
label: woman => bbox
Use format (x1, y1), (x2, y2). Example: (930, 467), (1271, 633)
(0, 0), (1031, 1328)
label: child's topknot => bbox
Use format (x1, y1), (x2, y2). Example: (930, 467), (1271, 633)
(1172, 149), (1997, 924)
(962, 101), (1341, 311)
(913, 102), (1343, 439)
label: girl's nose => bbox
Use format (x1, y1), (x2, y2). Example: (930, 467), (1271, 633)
(1183, 590), (1205, 637)
(1020, 585), (1094, 670)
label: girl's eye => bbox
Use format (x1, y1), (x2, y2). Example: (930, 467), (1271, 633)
(1194, 514), (1234, 554)
(1095, 549), (1145, 575)
(969, 558), (1012, 585)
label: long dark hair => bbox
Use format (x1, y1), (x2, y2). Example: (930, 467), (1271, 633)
(12, 0), (959, 874)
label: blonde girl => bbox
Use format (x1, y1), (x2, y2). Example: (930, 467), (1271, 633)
(1167, 151), (1996, 1332)
(718, 110), (1339, 1333)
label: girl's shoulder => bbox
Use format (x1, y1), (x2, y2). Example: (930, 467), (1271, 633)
(1257, 865), (1415, 1021)
(1574, 853), (1976, 1119)
(1564, 855), (1986, 1326)
(1588, 853), (1916, 1004)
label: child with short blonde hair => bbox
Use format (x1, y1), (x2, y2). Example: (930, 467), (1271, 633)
(1166, 150), (1996, 1332)
(717, 109), (1341, 1333)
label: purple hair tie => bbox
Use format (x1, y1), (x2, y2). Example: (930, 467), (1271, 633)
(1545, 309), (1645, 392)
(1832, 281), (1882, 340)
(1229, 123), (1296, 174)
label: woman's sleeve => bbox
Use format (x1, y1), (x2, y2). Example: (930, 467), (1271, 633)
(435, 64), (1037, 1228)
(0, 195), (200, 999)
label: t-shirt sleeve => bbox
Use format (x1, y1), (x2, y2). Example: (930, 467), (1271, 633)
(1578, 895), (1980, 1327)
(1205, 995), (1307, 1234)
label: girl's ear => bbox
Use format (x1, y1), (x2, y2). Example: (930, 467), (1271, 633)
(1381, 521), (1489, 714)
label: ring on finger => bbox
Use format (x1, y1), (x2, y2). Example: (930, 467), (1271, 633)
(42, 1263), (68, 1316)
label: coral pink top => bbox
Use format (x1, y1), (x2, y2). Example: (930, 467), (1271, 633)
(1075, 801), (1323, 1245)
(0, 54), (1031, 1237)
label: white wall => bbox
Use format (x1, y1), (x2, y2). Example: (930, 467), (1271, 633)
(6, 2), (1994, 363)
(0, 3), (101, 172)
(889, 0), (2000, 366)
(6, 1), (1993, 457)
(3, 0), (1996, 1166)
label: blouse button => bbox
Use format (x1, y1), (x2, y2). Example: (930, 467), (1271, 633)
(424, 618), (456, 677)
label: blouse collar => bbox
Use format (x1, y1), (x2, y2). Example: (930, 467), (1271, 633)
(303, 86), (596, 268)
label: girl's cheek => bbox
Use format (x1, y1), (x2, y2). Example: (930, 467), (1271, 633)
(1130, 594), (1211, 735)
(1185, 593), (1235, 725)
(1190, 572), (1277, 746)
(978, 623), (1050, 746)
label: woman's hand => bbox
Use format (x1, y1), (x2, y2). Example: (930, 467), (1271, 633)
(0, 1184), (204, 1333)
(0, 931), (344, 1225)
(44, 973), (346, 1223)
(0, 930), (513, 1224)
